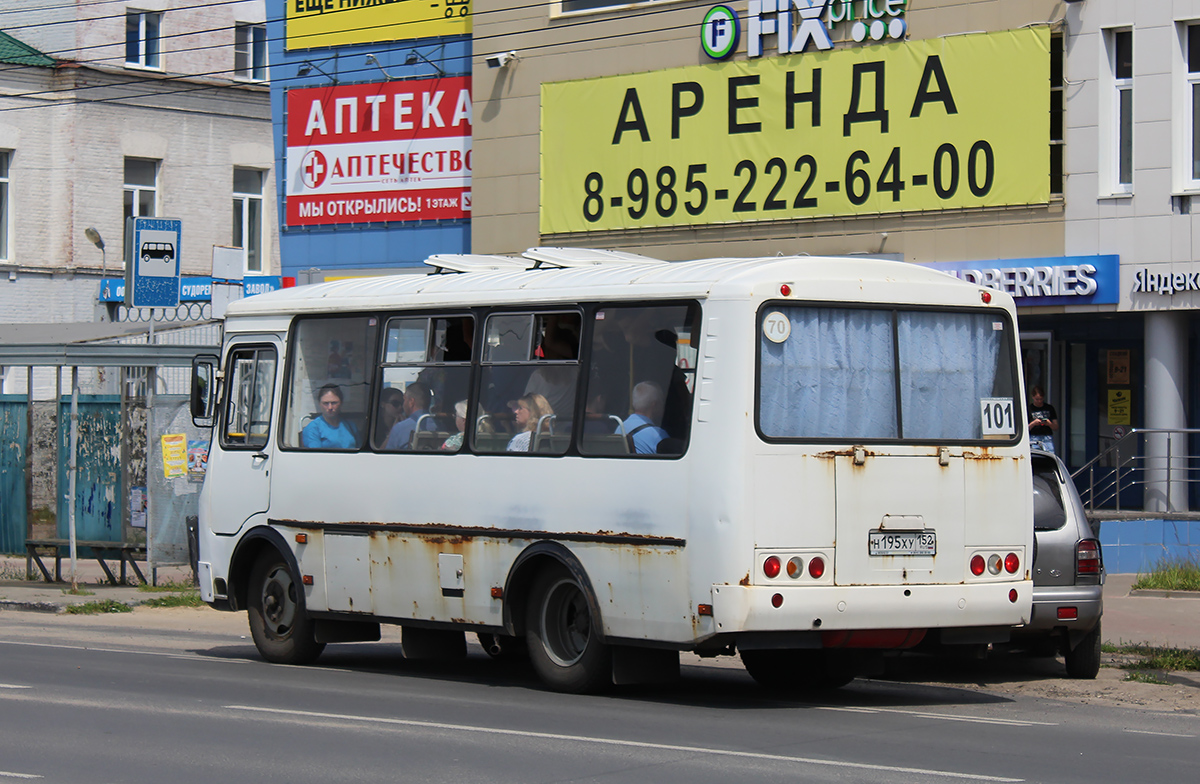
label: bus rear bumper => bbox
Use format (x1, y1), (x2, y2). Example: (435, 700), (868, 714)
(711, 581), (1032, 640)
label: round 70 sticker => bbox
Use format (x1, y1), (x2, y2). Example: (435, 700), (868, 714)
(763, 311), (791, 343)
(701, 6), (740, 60)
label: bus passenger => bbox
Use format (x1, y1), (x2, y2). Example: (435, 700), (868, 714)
(507, 393), (553, 452)
(617, 381), (669, 454)
(441, 400), (469, 451)
(374, 387), (404, 446)
(301, 384), (359, 450)
(384, 381), (437, 450)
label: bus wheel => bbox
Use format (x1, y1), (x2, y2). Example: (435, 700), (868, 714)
(525, 566), (611, 693)
(247, 551), (325, 665)
(740, 649), (855, 691)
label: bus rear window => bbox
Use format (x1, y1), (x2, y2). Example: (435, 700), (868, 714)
(758, 305), (1019, 443)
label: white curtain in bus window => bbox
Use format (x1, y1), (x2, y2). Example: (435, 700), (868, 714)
(896, 311), (1005, 440)
(282, 316), (378, 450)
(222, 347), (275, 448)
(759, 307), (898, 440)
(378, 316), (473, 452)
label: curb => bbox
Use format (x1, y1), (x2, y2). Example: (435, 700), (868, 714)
(1129, 588), (1200, 600)
(0, 600), (64, 613)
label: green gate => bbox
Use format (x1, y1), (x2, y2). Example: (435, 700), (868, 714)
(56, 396), (122, 544)
(0, 395), (28, 554)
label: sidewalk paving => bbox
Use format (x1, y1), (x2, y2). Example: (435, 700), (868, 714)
(2, 556), (1197, 652)
(0, 556), (193, 613)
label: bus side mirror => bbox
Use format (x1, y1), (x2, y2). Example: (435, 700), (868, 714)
(191, 355), (219, 427)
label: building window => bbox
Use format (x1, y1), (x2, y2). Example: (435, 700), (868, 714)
(233, 168), (264, 274)
(1050, 33), (1064, 197)
(123, 157), (158, 259)
(1187, 25), (1200, 183)
(235, 23), (267, 81)
(125, 10), (161, 68)
(0, 151), (9, 262)
(1105, 28), (1133, 193)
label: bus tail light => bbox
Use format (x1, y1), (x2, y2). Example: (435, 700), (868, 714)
(763, 556), (782, 579)
(987, 554), (1002, 575)
(808, 556), (825, 579)
(970, 555), (986, 576)
(1004, 553), (1020, 574)
(771, 593), (784, 608)
(786, 557), (803, 578)
(1077, 540), (1102, 576)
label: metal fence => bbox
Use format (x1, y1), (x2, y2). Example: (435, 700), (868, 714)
(1073, 428), (1200, 516)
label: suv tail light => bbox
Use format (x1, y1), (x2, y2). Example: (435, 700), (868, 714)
(1076, 539), (1102, 576)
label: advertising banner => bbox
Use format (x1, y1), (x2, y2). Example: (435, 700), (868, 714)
(541, 27), (1050, 234)
(286, 77), (472, 226)
(287, 0), (471, 50)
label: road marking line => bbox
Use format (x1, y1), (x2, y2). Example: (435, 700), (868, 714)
(224, 704), (1024, 782)
(0, 771), (42, 779)
(0, 640), (249, 664)
(819, 706), (1056, 727)
(0, 685), (31, 690)
(1123, 729), (1196, 738)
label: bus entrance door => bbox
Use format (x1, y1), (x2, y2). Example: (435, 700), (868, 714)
(210, 340), (280, 534)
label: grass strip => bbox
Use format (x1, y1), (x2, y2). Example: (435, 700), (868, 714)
(1133, 557), (1200, 592)
(140, 592), (205, 608)
(65, 599), (133, 615)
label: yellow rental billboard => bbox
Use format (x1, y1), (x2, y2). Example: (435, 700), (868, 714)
(541, 27), (1050, 234)
(287, 0), (471, 50)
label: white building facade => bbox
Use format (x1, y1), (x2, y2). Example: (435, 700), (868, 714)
(0, 0), (278, 334)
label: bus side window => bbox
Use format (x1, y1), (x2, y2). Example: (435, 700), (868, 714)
(376, 315), (473, 452)
(281, 316), (379, 450)
(475, 311), (580, 454)
(221, 347), (276, 449)
(580, 303), (698, 457)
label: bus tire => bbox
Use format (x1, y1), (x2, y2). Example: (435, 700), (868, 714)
(525, 566), (611, 693)
(247, 551), (325, 665)
(740, 649), (855, 691)
(1064, 621), (1101, 680)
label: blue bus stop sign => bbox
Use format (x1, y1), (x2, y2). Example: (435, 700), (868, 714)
(125, 217), (182, 308)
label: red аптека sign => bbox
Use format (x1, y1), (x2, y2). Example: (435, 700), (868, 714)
(285, 77), (472, 226)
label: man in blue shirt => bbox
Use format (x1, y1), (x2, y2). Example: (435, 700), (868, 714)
(617, 381), (669, 454)
(384, 381), (438, 450)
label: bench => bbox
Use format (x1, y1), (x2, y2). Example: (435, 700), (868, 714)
(25, 539), (147, 586)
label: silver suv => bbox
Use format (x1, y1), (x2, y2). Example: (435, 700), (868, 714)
(1018, 449), (1104, 679)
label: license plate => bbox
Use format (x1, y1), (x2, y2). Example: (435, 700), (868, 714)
(869, 530), (936, 556)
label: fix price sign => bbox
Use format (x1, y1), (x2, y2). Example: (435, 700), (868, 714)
(540, 27), (1049, 234)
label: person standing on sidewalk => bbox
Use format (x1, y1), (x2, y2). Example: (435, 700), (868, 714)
(1028, 385), (1059, 453)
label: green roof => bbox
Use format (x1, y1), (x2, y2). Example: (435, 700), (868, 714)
(0, 31), (55, 67)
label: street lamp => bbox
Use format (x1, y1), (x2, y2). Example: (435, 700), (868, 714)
(84, 226), (106, 272)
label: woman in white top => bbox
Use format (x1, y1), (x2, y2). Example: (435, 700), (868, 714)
(507, 393), (554, 452)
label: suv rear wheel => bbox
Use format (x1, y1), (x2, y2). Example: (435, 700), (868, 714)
(1064, 620), (1101, 679)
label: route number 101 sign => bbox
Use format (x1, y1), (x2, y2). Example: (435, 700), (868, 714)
(980, 398), (1015, 437)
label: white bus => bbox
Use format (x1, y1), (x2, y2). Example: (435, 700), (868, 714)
(190, 250), (1033, 693)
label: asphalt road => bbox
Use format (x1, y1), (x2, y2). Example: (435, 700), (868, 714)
(0, 610), (1196, 783)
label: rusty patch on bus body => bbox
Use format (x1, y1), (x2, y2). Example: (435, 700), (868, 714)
(271, 518), (685, 546)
